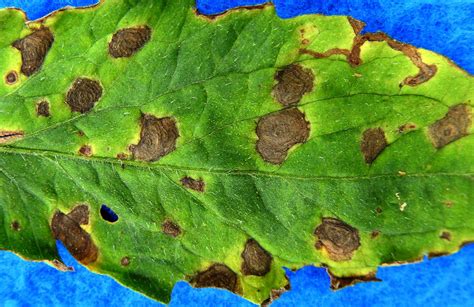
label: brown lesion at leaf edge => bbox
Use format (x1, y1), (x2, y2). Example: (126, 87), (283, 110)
(328, 270), (380, 290)
(193, 3), (274, 21)
(261, 280), (291, 307)
(190, 263), (240, 294)
(50, 205), (98, 265)
(12, 27), (54, 77)
(300, 20), (438, 86)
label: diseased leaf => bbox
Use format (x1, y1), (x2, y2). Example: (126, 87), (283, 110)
(0, 0), (473, 304)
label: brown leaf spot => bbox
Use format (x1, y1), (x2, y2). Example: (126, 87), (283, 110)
(11, 220), (21, 231)
(360, 127), (387, 164)
(79, 145), (92, 157)
(66, 78), (103, 113)
(371, 230), (380, 238)
(36, 100), (50, 117)
(5, 71), (18, 84)
(329, 271), (380, 290)
(375, 207), (383, 214)
(0, 131), (24, 144)
(272, 64), (314, 106)
(314, 217), (360, 261)
(191, 264), (238, 293)
(109, 26), (152, 58)
(51, 211), (98, 265)
(12, 27), (54, 76)
(67, 204), (90, 225)
(162, 219), (182, 238)
(428, 104), (472, 149)
(130, 114), (179, 162)
(121, 256), (130, 266)
(440, 231), (452, 241)
(241, 239), (272, 276)
(256, 108), (310, 164)
(180, 176), (205, 192)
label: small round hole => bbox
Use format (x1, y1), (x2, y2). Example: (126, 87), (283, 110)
(100, 204), (118, 223)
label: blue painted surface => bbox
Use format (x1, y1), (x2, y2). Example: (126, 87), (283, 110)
(0, 0), (473, 306)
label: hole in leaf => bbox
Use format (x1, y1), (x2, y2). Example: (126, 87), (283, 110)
(100, 204), (118, 223)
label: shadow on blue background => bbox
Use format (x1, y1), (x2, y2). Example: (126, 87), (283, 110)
(0, 0), (473, 306)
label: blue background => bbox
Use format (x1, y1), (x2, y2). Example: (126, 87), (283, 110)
(0, 0), (473, 306)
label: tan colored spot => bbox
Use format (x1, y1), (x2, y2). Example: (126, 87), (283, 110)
(36, 100), (50, 117)
(0, 131), (24, 144)
(429, 104), (472, 149)
(130, 114), (179, 162)
(79, 145), (92, 157)
(5, 71), (18, 84)
(162, 219), (181, 238)
(51, 210), (98, 265)
(191, 264), (238, 293)
(329, 271), (380, 290)
(256, 108), (310, 164)
(241, 239), (272, 276)
(66, 78), (103, 113)
(314, 217), (360, 261)
(180, 176), (205, 192)
(360, 127), (387, 164)
(261, 282), (291, 307)
(116, 153), (128, 160)
(109, 26), (151, 58)
(121, 256), (130, 266)
(272, 64), (314, 106)
(12, 27), (54, 76)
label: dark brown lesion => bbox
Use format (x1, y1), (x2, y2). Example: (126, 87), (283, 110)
(11, 220), (21, 231)
(190, 264), (239, 293)
(66, 78), (103, 113)
(360, 127), (387, 164)
(51, 205), (98, 265)
(272, 64), (314, 106)
(67, 204), (90, 225)
(261, 283), (291, 307)
(5, 71), (18, 85)
(328, 271), (380, 290)
(180, 176), (205, 192)
(314, 217), (360, 261)
(256, 108), (310, 164)
(241, 239), (272, 276)
(36, 100), (51, 117)
(79, 145), (93, 157)
(428, 104), (472, 149)
(347, 16), (366, 35)
(109, 26), (152, 58)
(130, 114), (179, 162)
(440, 231), (452, 241)
(12, 27), (54, 76)
(162, 219), (182, 238)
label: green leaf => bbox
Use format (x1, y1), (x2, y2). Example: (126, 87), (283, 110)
(0, 0), (473, 304)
